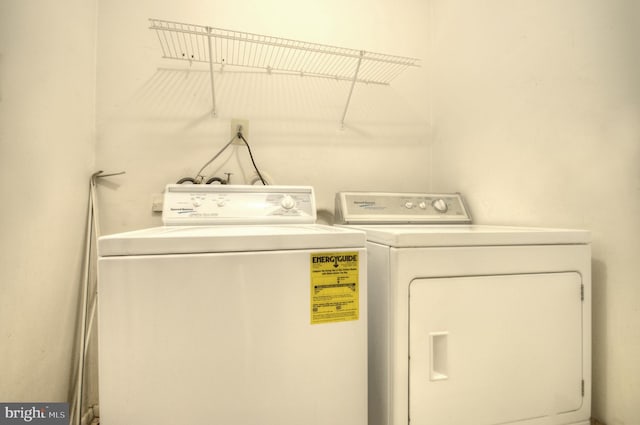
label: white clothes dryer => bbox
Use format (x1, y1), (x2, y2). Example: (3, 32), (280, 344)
(97, 185), (367, 425)
(335, 192), (591, 425)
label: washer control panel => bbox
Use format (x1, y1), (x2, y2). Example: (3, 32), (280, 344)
(335, 192), (471, 224)
(163, 184), (316, 225)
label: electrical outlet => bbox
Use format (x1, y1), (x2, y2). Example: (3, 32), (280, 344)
(231, 118), (249, 144)
(151, 193), (164, 212)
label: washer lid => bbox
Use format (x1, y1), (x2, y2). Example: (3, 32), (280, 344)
(342, 224), (590, 247)
(99, 224), (366, 256)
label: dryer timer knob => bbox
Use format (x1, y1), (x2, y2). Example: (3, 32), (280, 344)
(432, 198), (448, 213)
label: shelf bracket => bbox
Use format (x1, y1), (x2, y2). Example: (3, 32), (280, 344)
(206, 27), (218, 117)
(340, 51), (364, 129)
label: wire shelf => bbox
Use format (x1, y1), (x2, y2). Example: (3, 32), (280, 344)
(149, 18), (420, 124)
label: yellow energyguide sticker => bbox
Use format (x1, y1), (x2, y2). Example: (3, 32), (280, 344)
(310, 252), (359, 324)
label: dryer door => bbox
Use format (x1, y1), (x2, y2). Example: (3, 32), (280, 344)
(409, 272), (583, 425)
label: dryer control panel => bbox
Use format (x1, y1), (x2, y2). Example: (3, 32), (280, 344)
(335, 192), (472, 224)
(163, 184), (316, 225)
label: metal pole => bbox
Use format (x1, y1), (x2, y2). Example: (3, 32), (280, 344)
(340, 51), (364, 129)
(207, 27), (218, 117)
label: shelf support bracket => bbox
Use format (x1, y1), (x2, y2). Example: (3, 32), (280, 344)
(206, 27), (218, 117)
(340, 51), (364, 129)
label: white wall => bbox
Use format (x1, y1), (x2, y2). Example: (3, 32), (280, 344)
(0, 0), (97, 403)
(95, 0), (432, 235)
(429, 1), (640, 424)
(3, 1), (637, 423)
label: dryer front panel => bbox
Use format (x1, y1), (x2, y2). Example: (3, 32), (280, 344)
(409, 272), (583, 425)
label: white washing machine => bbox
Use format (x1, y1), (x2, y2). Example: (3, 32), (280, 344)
(97, 185), (367, 425)
(335, 192), (591, 425)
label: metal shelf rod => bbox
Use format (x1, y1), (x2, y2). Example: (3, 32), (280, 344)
(206, 27), (217, 117)
(341, 51), (364, 129)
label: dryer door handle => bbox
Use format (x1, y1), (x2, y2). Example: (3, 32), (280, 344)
(429, 332), (449, 381)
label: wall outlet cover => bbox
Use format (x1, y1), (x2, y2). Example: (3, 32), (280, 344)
(231, 118), (249, 144)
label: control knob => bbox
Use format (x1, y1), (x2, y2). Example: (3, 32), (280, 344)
(281, 195), (296, 210)
(432, 198), (448, 213)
